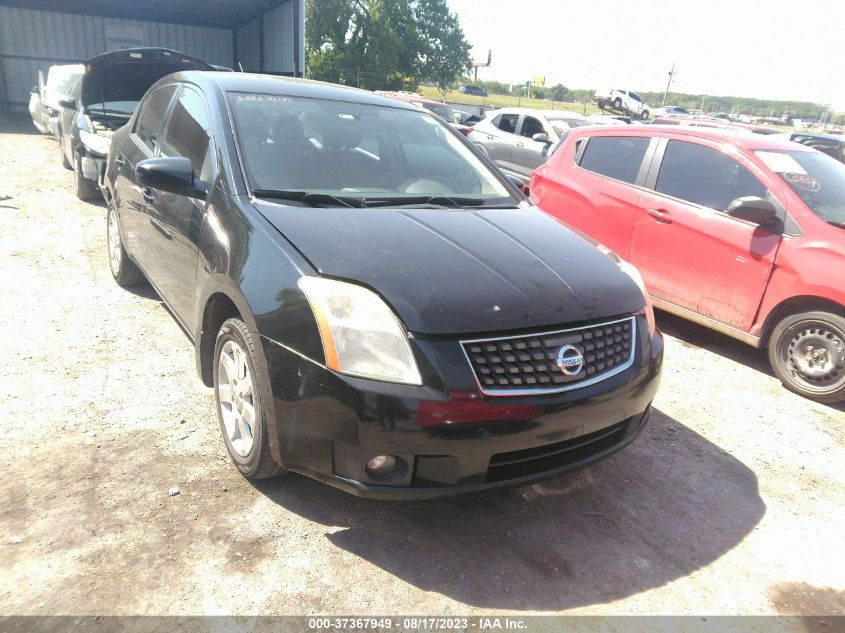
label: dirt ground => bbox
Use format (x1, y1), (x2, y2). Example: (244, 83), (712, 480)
(0, 114), (844, 618)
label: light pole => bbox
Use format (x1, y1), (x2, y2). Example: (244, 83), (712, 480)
(662, 62), (676, 107)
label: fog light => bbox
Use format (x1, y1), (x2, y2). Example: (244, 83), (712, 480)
(366, 455), (397, 476)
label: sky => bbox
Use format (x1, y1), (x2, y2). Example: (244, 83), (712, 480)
(445, 0), (845, 110)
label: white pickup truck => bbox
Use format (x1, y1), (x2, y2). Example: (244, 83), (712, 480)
(595, 89), (651, 120)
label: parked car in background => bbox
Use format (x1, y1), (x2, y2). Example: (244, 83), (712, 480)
(651, 116), (780, 135)
(789, 132), (845, 164)
(458, 84), (487, 97)
(596, 89), (651, 120)
(531, 126), (845, 402)
(652, 105), (689, 117)
(102, 72), (662, 496)
(468, 107), (590, 185)
(376, 91), (471, 135)
(28, 64), (83, 136)
(588, 113), (631, 125)
(58, 47), (213, 200)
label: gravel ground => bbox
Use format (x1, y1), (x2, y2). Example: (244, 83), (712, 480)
(0, 114), (844, 617)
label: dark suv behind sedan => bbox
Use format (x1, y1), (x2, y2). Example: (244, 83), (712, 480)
(102, 72), (663, 498)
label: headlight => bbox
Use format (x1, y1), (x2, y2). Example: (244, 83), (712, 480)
(594, 244), (656, 337)
(617, 259), (656, 337)
(298, 276), (422, 385)
(79, 129), (111, 155)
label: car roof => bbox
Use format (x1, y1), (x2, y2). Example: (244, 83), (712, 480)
(491, 107), (587, 119)
(167, 71), (424, 111)
(792, 131), (845, 143)
(569, 124), (817, 152)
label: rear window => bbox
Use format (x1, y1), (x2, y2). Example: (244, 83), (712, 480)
(578, 136), (650, 184)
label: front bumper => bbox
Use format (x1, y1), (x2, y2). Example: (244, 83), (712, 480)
(261, 318), (663, 499)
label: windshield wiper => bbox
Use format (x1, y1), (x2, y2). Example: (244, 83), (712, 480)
(364, 195), (512, 209)
(251, 189), (365, 208)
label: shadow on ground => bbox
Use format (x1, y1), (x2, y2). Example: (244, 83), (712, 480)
(253, 407), (765, 610)
(656, 311), (844, 413)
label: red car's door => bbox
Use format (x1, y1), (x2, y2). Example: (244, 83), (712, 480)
(628, 137), (782, 332)
(532, 133), (655, 258)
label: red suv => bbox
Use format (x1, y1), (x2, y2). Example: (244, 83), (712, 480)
(531, 126), (845, 402)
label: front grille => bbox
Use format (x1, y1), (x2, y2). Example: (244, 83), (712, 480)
(462, 316), (635, 395)
(486, 419), (631, 482)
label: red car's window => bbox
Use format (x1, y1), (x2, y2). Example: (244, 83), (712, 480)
(656, 140), (767, 211)
(578, 136), (650, 184)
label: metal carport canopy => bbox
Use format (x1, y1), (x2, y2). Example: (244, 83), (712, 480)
(0, 0), (289, 29)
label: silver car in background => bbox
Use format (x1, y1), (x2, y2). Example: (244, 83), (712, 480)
(28, 64), (83, 137)
(468, 107), (590, 186)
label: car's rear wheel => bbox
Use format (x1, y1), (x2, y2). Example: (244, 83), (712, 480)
(768, 311), (845, 403)
(214, 318), (285, 479)
(107, 204), (145, 287)
(59, 129), (71, 170)
(613, 97), (622, 109)
(74, 153), (96, 200)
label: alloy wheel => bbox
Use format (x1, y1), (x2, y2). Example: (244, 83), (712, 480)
(107, 208), (121, 276)
(217, 339), (257, 457)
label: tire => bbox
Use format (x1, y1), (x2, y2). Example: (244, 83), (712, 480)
(613, 97), (622, 109)
(59, 129), (72, 170)
(214, 318), (285, 479)
(74, 153), (96, 201)
(107, 204), (145, 287)
(641, 110), (650, 120)
(768, 310), (845, 403)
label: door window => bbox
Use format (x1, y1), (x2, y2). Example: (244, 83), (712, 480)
(135, 86), (176, 154)
(656, 140), (767, 211)
(519, 116), (545, 138)
(495, 113), (519, 134)
(160, 86), (214, 182)
(578, 136), (651, 184)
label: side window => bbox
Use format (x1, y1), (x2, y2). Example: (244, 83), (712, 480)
(520, 116), (545, 138)
(496, 113), (519, 134)
(159, 86), (214, 182)
(630, 92), (642, 103)
(135, 86), (176, 154)
(578, 136), (651, 184)
(655, 140), (768, 211)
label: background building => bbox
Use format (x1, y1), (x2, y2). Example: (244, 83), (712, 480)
(0, 0), (305, 112)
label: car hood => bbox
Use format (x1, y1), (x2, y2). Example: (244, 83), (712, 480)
(81, 48), (212, 108)
(255, 203), (646, 336)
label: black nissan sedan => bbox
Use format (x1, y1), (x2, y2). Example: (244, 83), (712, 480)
(101, 72), (663, 498)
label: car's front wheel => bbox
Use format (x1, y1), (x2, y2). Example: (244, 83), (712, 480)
(768, 310), (845, 403)
(59, 129), (71, 170)
(214, 318), (285, 479)
(641, 110), (649, 120)
(107, 204), (145, 286)
(74, 153), (96, 200)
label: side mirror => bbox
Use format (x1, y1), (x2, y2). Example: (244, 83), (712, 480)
(30, 86), (39, 95)
(505, 174), (528, 196)
(58, 97), (76, 109)
(532, 132), (551, 144)
(727, 196), (779, 227)
(136, 157), (206, 200)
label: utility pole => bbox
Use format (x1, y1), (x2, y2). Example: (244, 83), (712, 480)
(662, 62), (676, 107)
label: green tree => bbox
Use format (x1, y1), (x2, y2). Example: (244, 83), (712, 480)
(305, 0), (471, 92)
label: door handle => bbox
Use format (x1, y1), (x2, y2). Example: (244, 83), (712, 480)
(487, 135), (494, 140)
(114, 154), (125, 168)
(646, 208), (672, 223)
(142, 188), (155, 204)
(516, 142), (524, 147)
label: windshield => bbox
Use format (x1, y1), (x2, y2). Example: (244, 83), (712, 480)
(756, 150), (845, 226)
(420, 102), (457, 124)
(229, 93), (513, 204)
(547, 117), (589, 137)
(45, 65), (83, 102)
